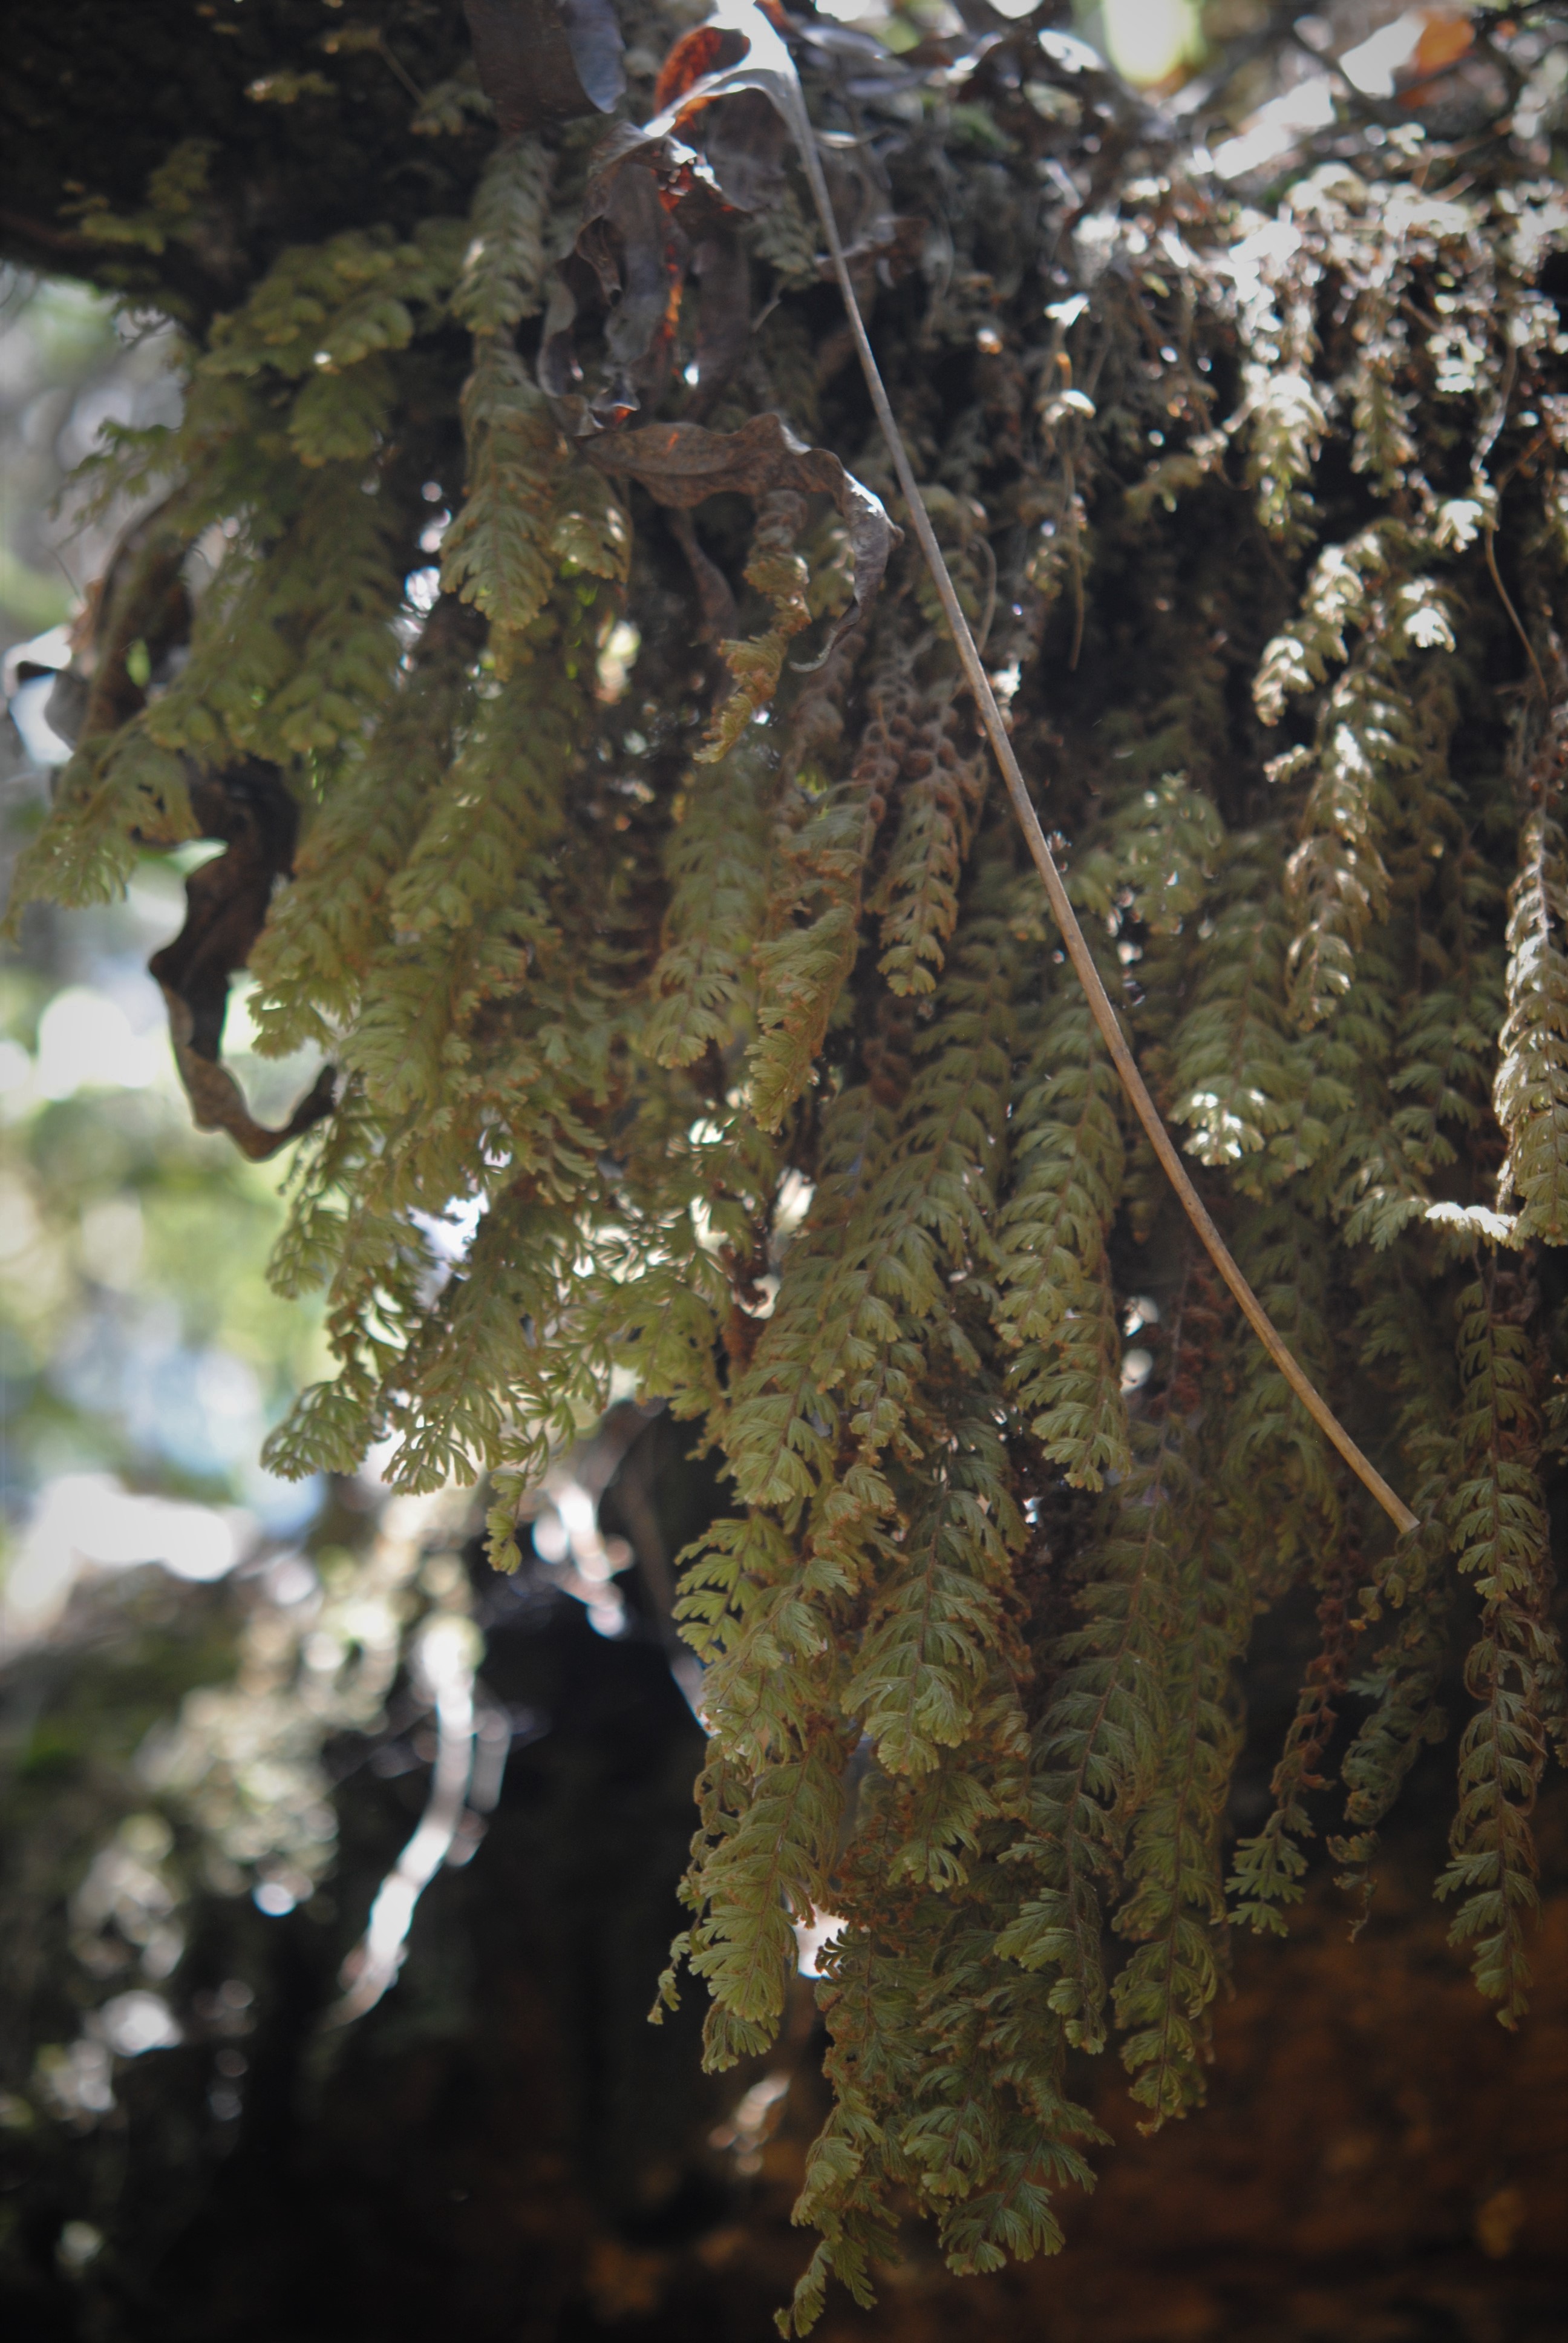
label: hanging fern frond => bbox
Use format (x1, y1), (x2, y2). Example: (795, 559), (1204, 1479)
(8, 7), (1568, 2324)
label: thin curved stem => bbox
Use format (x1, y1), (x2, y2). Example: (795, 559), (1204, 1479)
(790, 96), (1419, 1538)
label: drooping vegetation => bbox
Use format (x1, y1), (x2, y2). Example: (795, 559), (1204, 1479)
(4, 0), (1566, 2324)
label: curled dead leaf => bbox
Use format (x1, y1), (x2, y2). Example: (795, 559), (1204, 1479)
(538, 0), (907, 430)
(580, 411), (898, 664)
(526, 4), (901, 654)
(71, 502), (191, 745)
(540, 131), (707, 426)
(149, 764), (336, 1162)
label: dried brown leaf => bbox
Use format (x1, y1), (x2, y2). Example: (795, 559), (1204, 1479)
(581, 411), (898, 664)
(463, 0), (624, 134)
(149, 765), (336, 1162)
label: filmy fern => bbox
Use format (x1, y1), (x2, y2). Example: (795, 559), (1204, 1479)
(8, 1), (1567, 2326)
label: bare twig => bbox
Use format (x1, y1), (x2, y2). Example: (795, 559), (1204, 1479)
(374, 33), (428, 107)
(1485, 520), (1550, 708)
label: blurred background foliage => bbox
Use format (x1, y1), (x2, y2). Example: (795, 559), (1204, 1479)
(0, 269), (328, 1542)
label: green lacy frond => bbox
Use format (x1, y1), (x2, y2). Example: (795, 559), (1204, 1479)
(5, 722), (194, 918)
(701, 490), (816, 762)
(1496, 781), (1568, 1245)
(1112, 1500), (1249, 2126)
(994, 974), (1128, 1492)
(13, 43), (1568, 2325)
(1435, 1267), (1558, 2022)
(741, 643), (910, 1130)
(874, 700), (990, 995)
(442, 139), (629, 664)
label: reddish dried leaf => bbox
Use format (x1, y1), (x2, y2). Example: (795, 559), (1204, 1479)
(1408, 9), (1475, 87)
(653, 23), (750, 114)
